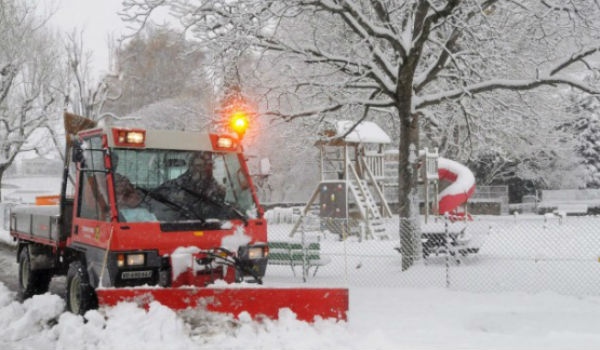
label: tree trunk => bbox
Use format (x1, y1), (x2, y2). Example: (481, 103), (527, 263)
(398, 110), (420, 271)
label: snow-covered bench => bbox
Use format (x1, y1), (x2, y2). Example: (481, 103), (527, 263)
(268, 241), (331, 279)
(556, 204), (588, 215)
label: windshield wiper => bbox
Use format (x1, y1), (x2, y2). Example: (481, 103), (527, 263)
(137, 187), (205, 223)
(178, 186), (248, 225)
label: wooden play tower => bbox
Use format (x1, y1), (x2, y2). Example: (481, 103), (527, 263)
(290, 120), (393, 239)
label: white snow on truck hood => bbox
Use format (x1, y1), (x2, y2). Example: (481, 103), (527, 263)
(220, 225), (251, 252)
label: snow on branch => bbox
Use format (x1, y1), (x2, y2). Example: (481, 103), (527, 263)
(416, 77), (600, 108)
(263, 96), (395, 121)
(312, 0), (408, 57)
(120, 0), (168, 36)
(550, 46), (600, 76)
(253, 34), (397, 94)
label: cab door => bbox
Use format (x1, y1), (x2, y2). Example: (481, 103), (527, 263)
(70, 134), (114, 249)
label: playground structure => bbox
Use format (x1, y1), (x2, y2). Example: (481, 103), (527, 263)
(290, 121), (394, 240)
(290, 120), (477, 245)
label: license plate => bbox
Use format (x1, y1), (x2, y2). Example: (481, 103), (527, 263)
(121, 270), (153, 279)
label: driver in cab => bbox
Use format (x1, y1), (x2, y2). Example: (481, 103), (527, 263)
(157, 152), (226, 219)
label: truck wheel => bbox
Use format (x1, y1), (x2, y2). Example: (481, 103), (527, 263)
(18, 247), (52, 299)
(66, 261), (97, 315)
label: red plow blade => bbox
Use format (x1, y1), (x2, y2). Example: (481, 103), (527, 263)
(97, 287), (348, 322)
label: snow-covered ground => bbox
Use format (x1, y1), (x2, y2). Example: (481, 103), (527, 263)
(1, 281), (599, 349)
(2, 176), (600, 347)
(266, 215), (600, 296)
(1, 214), (600, 348)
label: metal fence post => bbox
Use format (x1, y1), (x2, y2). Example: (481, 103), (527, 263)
(301, 220), (307, 283)
(343, 219), (348, 285)
(445, 215), (450, 289)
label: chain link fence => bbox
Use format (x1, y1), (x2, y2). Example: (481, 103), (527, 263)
(264, 213), (600, 296)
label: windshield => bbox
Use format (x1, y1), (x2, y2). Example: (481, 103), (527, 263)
(111, 149), (257, 223)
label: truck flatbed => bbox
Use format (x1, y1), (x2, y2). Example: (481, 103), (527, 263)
(11, 205), (62, 244)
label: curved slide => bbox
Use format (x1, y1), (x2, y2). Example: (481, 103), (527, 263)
(437, 157), (476, 215)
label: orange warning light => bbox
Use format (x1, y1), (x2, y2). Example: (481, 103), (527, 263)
(230, 111), (249, 138)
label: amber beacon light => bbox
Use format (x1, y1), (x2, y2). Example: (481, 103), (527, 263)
(229, 111), (249, 139)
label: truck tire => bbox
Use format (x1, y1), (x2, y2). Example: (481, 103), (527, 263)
(18, 247), (52, 299)
(66, 261), (97, 315)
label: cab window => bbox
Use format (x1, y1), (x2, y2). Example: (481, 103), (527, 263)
(78, 136), (110, 221)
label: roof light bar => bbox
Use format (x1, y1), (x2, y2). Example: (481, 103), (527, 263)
(217, 136), (234, 149)
(113, 128), (146, 147)
(210, 134), (238, 151)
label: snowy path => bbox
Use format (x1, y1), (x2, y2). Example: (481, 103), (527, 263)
(0, 283), (599, 349)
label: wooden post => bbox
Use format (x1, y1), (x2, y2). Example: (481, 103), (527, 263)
(319, 144), (324, 182)
(433, 181), (439, 215)
(344, 145), (350, 240)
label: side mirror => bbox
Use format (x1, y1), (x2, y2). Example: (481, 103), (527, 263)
(71, 141), (84, 163)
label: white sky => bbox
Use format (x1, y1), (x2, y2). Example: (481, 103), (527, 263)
(47, 0), (129, 77)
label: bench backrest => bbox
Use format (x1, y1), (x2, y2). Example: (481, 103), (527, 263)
(268, 241), (321, 261)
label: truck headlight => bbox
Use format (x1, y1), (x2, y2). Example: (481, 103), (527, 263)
(248, 247), (264, 259)
(239, 245), (268, 260)
(127, 253), (145, 266)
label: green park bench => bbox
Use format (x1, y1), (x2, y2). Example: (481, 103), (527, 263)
(267, 241), (331, 280)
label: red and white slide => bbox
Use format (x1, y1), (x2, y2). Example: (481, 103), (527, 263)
(437, 157), (476, 218)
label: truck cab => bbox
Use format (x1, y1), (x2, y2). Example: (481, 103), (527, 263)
(11, 124), (268, 313)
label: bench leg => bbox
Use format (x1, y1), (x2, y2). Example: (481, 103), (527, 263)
(290, 262), (296, 277)
(312, 265), (320, 277)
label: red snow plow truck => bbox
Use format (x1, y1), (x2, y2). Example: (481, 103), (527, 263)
(9, 112), (348, 321)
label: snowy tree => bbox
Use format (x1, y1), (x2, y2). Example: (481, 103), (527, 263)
(122, 0), (600, 270)
(0, 0), (64, 200)
(37, 29), (124, 166)
(104, 27), (206, 117)
(123, 96), (214, 131)
(433, 89), (587, 198)
(62, 30), (121, 121)
(564, 94), (600, 188)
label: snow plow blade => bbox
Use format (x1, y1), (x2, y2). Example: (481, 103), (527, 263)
(96, 287), (349, 322)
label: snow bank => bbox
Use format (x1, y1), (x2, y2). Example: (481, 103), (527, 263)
(0, 283), (65, 348)
(2, 280), (600, 349)
(53, 302), (194, 349)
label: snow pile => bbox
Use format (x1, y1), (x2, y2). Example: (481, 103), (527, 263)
(0, 283), (65, 348)
(0, 281), (357, 349)
(53, 302), (193, 349)
(2, 280), (600, 348)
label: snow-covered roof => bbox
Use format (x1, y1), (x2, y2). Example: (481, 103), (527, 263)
(334, 120), (392, 144)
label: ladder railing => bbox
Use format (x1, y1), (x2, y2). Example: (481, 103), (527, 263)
(360, 156), (393, 218)
(348, 162), (381, 219)
(363, 152), (385, 180)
